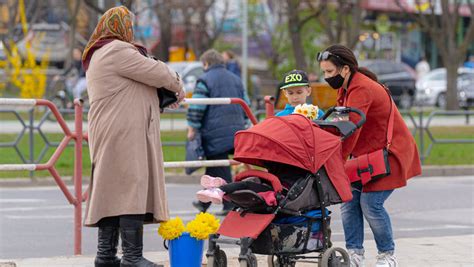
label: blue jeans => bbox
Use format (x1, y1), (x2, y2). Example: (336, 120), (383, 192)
(341, 188), (395, 254)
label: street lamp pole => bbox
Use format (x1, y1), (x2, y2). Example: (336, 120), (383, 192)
(241, 0), (248, 91)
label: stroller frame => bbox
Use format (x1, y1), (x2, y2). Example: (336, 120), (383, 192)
(206, 170), (347, 267)
(206, 107), (366, 267)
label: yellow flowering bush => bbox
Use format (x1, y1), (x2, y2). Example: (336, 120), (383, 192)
(158, 217), (185, 240)
(158, 212), (220, 241)
(293, 103), (319, 120)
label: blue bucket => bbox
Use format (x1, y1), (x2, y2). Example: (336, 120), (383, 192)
(168, 232), (204, 267)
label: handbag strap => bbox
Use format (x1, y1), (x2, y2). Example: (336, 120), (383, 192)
(342, 81), (395, 150)
(381, 84), (395, 150)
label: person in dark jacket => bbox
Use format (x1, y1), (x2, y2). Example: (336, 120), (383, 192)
(317, 44), (421, 267)
(187, 49), (247, 215)
(222, 50), (242, 77)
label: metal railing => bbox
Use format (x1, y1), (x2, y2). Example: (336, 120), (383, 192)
(412, 109), (474, 163)
(0, 97), (264, 255)
(2, 99), (473, 169)
(0, 98), (86, 255)
(0, 107), (88, 179)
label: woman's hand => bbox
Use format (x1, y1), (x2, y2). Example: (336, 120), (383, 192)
(176, 88), (185, 103)
(167, 88), (185, 109)
(187, 126), (196, 140)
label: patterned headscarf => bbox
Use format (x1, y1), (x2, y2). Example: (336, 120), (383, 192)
(82, 6), (136, 71)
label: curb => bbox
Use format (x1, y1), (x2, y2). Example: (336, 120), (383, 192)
(420, 165), (473, 177)
(0, 166), (472, 188)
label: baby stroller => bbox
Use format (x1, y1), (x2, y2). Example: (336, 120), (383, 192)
(206, 107), (366, 267)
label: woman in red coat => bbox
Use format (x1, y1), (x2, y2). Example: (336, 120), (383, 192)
(318, 45), (421, 267)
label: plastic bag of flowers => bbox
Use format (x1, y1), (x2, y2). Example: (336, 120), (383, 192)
(158, 213), (220, 267)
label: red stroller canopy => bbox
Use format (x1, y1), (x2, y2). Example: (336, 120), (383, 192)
(234, 114), (352, 202)
(235, 114), (341, 173)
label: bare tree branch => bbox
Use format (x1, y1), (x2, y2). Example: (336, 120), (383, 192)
(298, 1), (325, 29)
(120, 0), (133, 10)
(207, 0), (229, 48)
(83, 0), (106, 14)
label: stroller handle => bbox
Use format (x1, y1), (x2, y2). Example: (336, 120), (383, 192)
(321, 106), (366, 129)
(234, 170), (283, 193)
(316, 106), (367, 140)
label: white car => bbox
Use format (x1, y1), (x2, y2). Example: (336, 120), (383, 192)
(415, 67), (474, 108)
(167, 61), (204, 96)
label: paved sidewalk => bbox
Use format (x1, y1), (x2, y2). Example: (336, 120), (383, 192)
(1, 235), (473, 267)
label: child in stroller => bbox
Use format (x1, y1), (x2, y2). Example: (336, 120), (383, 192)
(195, 162), (309, 207)
(204, 110), (366, 267)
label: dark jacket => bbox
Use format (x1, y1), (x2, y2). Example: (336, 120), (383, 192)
(337, 72), (421, 192)
(199, 64), (246, 156)
(225, 61), (241, 77)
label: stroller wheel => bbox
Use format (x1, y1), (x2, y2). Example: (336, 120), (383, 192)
(207, 249), (227, 267)
(239, 253), (257, 267)
(267, 255), (295, 267)
(319, 247), (350, 267)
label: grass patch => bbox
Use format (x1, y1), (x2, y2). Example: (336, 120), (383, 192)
(415, 126), (474, 165)
(0, 126), (472, 179)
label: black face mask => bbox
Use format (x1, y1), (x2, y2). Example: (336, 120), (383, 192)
(325, 74), (345, 89)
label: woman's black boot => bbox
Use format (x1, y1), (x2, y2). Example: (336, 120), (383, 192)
(94, 226), (121, 267)
(120, 216), (162, 267)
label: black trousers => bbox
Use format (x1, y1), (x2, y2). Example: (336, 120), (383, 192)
(205, 151), (232, 183)
(97, 214), (145, 228)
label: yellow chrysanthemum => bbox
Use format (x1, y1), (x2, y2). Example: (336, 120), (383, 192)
(186, 212), (220, 240)
(158, 217), (185, 240)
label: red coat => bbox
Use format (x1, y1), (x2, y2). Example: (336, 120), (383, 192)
(337, 72), (421, 192)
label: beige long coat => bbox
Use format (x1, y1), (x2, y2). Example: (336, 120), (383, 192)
(84, 40), (182, 227)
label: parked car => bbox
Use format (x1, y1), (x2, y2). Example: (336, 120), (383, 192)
(359, 60), (417, 109)
(0, 40), (6, 61)
(16, 23), (69, 68)
(415, 68), (474, 108)
(167, 61), (204, 97)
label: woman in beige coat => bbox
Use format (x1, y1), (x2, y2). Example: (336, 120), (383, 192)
(82, 6), (184, 267)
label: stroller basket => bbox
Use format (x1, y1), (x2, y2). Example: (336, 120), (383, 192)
(251, 216), (331, 254)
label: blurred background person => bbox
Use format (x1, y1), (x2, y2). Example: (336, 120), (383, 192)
(222, 50), (242, 78)
(187, 49), (247, 216)
(415, 56), (430, 79)
(464, 55), (474, 69)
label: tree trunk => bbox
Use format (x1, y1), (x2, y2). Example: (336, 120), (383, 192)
(65, 0), (81, 70)
(445, 62), (459, 110)
(286, 0), (307, 70)
(195, 7), (209, 57)
(152, 2), (172, 61)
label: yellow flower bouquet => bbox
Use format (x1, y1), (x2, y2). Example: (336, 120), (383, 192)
(293, 103), (320, 120)
(159, 213), (221, 266)
(158, 212), (220, 240)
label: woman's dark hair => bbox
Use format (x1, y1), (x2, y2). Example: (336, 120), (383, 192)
(322, 44), (378, 82)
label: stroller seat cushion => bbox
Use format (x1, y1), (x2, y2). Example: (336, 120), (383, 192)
(224, 189), (276, 211)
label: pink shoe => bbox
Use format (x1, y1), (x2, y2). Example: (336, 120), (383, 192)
(200, 175), (227, 189)
(196, 188), (224, 204)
